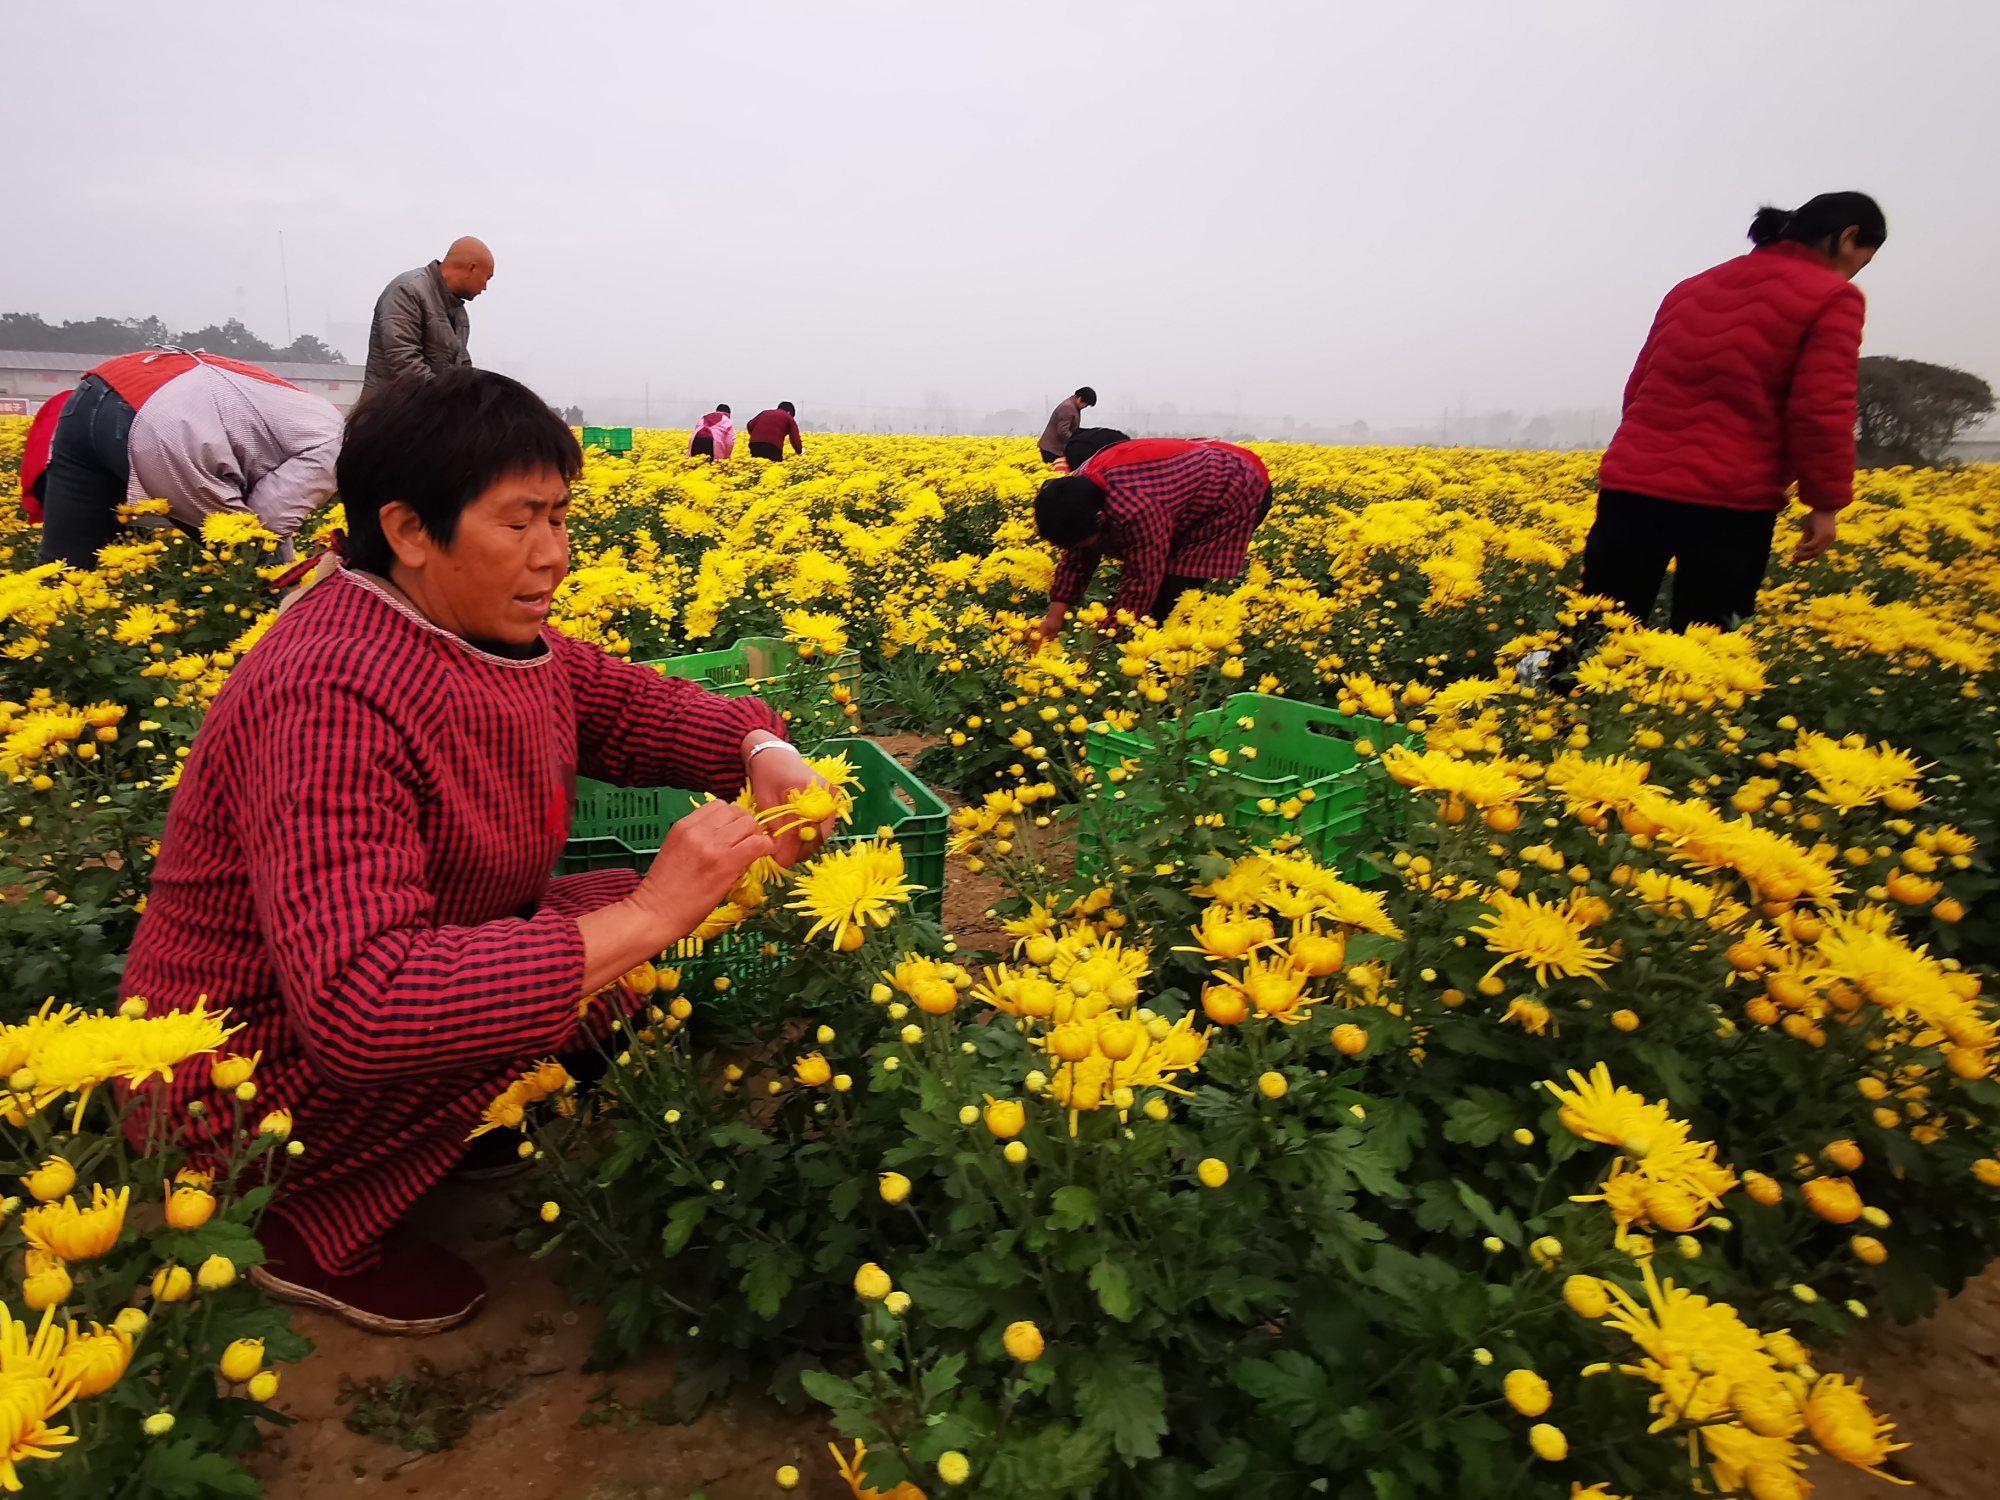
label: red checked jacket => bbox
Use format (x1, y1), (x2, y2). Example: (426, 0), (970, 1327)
(120, 568), (783, 1272)
(1048, 439), (1273, 620)
(1601, 241), (1866, 513)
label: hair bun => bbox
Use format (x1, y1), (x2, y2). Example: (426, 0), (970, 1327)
(1747, 206), (1794, 246)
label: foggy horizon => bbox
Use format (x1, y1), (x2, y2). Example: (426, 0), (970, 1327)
(6, 1), (1997, 442)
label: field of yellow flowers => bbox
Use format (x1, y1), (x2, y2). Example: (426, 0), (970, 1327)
(2, 417), (1998, 1499)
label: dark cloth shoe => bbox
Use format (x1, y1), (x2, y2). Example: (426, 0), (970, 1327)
(252, 1212), (486, 1336)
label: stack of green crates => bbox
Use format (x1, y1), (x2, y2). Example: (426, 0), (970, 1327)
(638, 636), (860, 700)
(580, 426), (634, 453)
(1078, 693), (1409, 873)
(558, 736), (948, 918)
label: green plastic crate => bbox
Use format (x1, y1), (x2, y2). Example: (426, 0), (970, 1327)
(1079, 693), (1408, 869)
(557, 736), (948, 919)
(640, 636), (861, 701)
(580, 426), (634, 453)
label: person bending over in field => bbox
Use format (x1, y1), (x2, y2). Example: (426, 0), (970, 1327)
(36, 347), (343, 569)
(1054, 426), (1131, 474)
(1029, 437), (1273, 641)
(689, 403), (735, 462)
(1582, 192), (1884, 630)
(746, 401), (805, 461)
(119, 370), (831, 1335)
(1038, 386), (1096, 466)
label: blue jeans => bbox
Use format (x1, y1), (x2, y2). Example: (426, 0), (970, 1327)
(38, 375), (137, 568)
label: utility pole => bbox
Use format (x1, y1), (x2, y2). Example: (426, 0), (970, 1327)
(278, 233), (293, 346)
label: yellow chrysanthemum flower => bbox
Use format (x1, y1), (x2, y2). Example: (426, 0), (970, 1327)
(21, 1185), (130, 1262)
(786, 838), (924, 950)
(1473, 892), (1616, 986)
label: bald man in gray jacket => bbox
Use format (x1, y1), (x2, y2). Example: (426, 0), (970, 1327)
(363, 237), (493, 392)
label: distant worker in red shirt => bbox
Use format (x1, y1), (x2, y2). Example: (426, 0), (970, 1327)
(1030, 438), (1273, 641)
(1584, 192), (1885, 630)
(746, 402), (804, 461)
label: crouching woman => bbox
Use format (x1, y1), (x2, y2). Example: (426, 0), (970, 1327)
(120, 369), (826, 1334)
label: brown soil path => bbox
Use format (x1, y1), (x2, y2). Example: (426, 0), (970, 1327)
(1805, 1263), (2000, 1498)
(251, 1175), (846, 1500)
(868, 732), (1010, 956)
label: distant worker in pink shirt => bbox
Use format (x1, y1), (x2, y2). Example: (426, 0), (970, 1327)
(37, 348), (343, 568)
(688, 405), (735, 463)
(745, 402), (804, 461)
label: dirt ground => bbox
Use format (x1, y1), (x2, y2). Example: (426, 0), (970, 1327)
(251, 1174), (847, 1500)
(1803, 1263), (2000, 1499)
(868, 732), (1011, 956)
(249, 737), (2000, 1499)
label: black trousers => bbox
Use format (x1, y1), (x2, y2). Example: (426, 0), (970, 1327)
(39, 375), (137, 568)
(1149, 573), (1204, 623)
(1579, 489), (1779, 630)
(748, 441), (785, 461)
(689, 434), (715, 461)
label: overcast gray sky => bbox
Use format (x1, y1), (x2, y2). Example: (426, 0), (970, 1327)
(6, 1), (1996, 429)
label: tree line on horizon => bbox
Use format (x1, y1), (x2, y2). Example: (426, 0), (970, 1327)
(0, 312), (345, 365)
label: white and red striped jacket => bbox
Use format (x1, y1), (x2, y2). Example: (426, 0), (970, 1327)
(93, 349), (343, 539)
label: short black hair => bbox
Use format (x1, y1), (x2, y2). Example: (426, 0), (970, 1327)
(338, 368), (582, 575)
(1749, 192), (1887, 252)
(779, 401), (796, 416)
(1075, 386), (1097, 406)
(1064, 427), (1129, 469)
(1034, 475), (1106, 548)
(716, 404), (731, 415)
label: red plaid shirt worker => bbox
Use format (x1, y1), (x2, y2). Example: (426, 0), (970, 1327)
(1039, 439), (1272, 633)
(120, 370), (818, 1336)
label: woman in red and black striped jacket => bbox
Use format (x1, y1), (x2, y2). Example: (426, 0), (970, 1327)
(121, 370), (829, 1334)
(1029, 438), (1274, 640)
(1583, 192), (1886, 630)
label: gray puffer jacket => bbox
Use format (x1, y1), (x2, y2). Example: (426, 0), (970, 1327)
(363, 262), (471, 389)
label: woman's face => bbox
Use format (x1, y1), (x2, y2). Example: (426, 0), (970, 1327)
(1829, 226), (1878, 281)
(383, 466), (571, 646)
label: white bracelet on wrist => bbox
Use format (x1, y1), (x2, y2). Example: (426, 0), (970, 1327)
(746, 738), (804, 766)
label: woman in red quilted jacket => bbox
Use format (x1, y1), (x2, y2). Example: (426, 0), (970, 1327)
(1582, 192), (1886, 630)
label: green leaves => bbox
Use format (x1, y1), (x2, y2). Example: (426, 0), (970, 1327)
(1441, 1087), (1523, 1148)
(1233, 1351), (1351, 1464)
(799, 1368), (891, 1446)
(1088, 1258), (1135, 1322)
(151, 1214), (265, 1271)
(141, 1437), (263, 1499)
(1071, 1349), (1168, 1462)
(980, 1422), (1112, 1498)
(1048, 1185), (1098, 1230)
(739, 1243), (803, 1318)
(661, 1197), (709, 1257)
